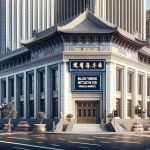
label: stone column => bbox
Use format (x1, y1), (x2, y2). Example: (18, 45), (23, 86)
(23, 72), (27, 119)
(123, 66), (128, 119)
(45, 66), (51, 119)
(14, 75), (17, 119)
(133, 69), (138, 118)
(6, 77), (9, 103)
(34, 69), (37, 117)
(106, 61), (116, 118)
(59, 62), (70, 119)
(143, 72), (147, 118)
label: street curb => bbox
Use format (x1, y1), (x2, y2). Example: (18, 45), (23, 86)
(44, 131), (150, 135)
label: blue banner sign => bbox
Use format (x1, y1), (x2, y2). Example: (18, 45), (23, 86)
(69, 59), (106, 72)
(72, 73), (103, 92)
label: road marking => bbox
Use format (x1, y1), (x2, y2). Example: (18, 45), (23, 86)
(0, 132), (28, 136)
(112, 147), (128, 150)
(8, 137), (31, 141)
(13, 147), (30, 150)
(78, 138), (95, 141)
(0, 140), (65, 150)
(119, 137), (138, 140)
(36, 142), (43, 144)
(100, 141), (111, 143)
(36, 137), (48, 140)
(51, 144), (60, 147)
(113, 135), (138, 140)
(68, 141), (101, 147)
(94, 136), (118, 140)
(112, 147), (127, 150)
(31, 135), (41, 137)
(114, 140), (141, 144)
(57, 138), (66, 141)
(78, 146), (91, 149)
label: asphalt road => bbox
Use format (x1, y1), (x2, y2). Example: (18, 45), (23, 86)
(0, 132), (149, 150)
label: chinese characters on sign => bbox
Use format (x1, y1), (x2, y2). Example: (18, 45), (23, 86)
(70, 59), (105, 92)
(70, 60), (105, 71)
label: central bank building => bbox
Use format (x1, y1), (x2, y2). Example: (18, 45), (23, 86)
(0, 10), (150, 131)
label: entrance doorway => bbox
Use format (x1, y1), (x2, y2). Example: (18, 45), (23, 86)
(77, 101), (100, 124)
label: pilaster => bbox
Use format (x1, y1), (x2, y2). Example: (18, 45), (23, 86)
(6, 77), (9, 103)
(14, 75), (17, 119)
(34, 69), (37, 117)
(59, 62), (70, 119)
(23, 72), (27, 118)
(123, 66), (128, 119)
(133, 69), (138, 118)
(143, 72), (147, 118)
(106, 61), (116, 117)
(45, 66), (51, 119)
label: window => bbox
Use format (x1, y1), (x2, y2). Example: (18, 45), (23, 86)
(52, 69), (58, 91)
(29, 74), (34, 94)
(147, 102), (150, 117)
(147, 78), (150, 96)
(53, 98), (58, 118)
(138, 75), (143, 95)
(2, 80), (6, 98)
(116, 98), (121, 117)
(40, 99), (45, 113)
(116, 68), (122, 91)
(128, 72), (133, 93)
(29, 100), (34, 117)
(40, 72), (45, 93)
(20, 101), (24, 118)
(10, 78), (14, 97)
(127, 100), (132, 117)
(19, 76), (24, 96)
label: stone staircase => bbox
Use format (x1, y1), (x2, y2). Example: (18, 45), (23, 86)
(72, 124), (104, 133)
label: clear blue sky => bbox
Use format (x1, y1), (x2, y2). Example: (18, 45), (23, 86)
(147, 0), (150, 9)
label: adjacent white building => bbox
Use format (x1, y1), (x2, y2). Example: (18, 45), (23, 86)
(146, 9), (150, 39)
(0, 0), (55, 53)
(56, 0), (146, 40)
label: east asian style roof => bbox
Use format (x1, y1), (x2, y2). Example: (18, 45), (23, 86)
(21, 10), (117, 45)
(20, 9), (147, 51)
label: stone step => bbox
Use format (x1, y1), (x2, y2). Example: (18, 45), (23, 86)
(72, 124), (104, 133)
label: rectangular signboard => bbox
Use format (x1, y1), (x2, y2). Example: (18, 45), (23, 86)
(72, 73), (103, 92)
(69, 59), (106, 72)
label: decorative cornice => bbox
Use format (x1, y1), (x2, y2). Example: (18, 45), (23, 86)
(0, 54), (63, 77)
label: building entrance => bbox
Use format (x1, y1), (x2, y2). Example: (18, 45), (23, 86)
(77, 101), (100, 124)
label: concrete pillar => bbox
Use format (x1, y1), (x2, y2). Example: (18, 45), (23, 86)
(45, 66), (51, 119)
(14, 75), (17, 119)
(23, 72), (27, 119)
(15, 75), (19, 119)
(123, 66), (128, 119)
(105, 61), (116, 117)
(59, 62), (70, 119)
(143, 72), (147, 118)
(34, 69), (37, 117)
(133, 69), (138, 118)
(6, 77), (9, 103)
